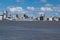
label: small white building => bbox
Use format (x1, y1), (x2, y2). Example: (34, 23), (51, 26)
(49, 18), (52, 21)
(0, 15), (2, 20)
(54, 18), (59, 21)
(43, 16), (48, 21)
(2, 11), (7, 20)
(52, 17), (59, 21)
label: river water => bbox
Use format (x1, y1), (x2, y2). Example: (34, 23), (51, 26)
(0, 25), (60, 40)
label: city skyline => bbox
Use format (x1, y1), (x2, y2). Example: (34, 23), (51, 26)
(0, 0), (60, 17)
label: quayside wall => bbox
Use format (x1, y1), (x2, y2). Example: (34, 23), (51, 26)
(0, 21), (60, 28)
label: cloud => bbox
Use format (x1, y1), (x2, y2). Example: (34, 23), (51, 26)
(44, 4), (60, 12)
(27, 7), (35, 11)
(8, 7), (23, 12)
(40, 4), (53, 12)
(39, 4), (60, 17)
(38, 12), (44, 15)
(53, 6), (60, 12)
(45, 4), (53, 7)
(26, 13), (34, 17)
(40, 7), (53, 12)
(6, 5), (60, 17)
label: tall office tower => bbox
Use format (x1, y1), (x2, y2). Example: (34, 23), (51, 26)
(2, 11), (6, 20)
(5, 10), (8, 18)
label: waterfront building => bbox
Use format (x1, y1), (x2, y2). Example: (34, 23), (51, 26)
(0, 15), (2, 20)
(39, 14), (48, 21)
(44, 16), (48, 21)
(1, 10), (60, 21)
(52, 17), (59, 21)
(40, 16), (43, 20)
(16, 14), (23, 19)
(23, 14), (29, 19)
(48, 18), (52, 21)
(2, 11), (6, 20)
(39, 14), (44, 21)
(59, 18), (60, 21)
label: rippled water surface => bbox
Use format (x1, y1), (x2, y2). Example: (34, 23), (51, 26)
(0, 25), (60, 40)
